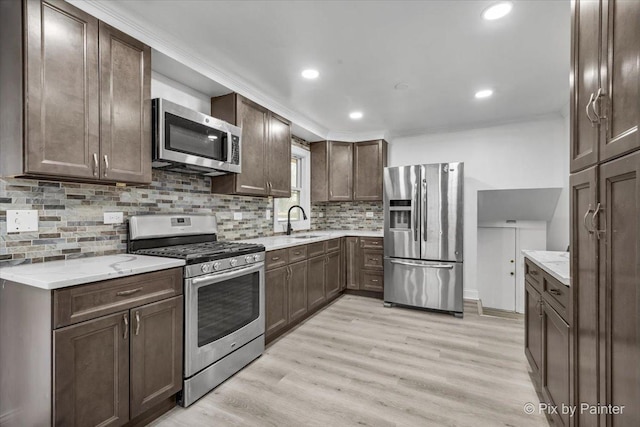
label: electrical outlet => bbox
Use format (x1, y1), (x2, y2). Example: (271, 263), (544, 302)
(366, 212), (374, 218)
(234, 212), (243, 220)
(319, 212), (324, 218)
(103, 212), (124, 224)
(6, 210), (38, 233)
(266, 209), (271, 220)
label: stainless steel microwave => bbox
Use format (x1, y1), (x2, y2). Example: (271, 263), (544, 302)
(152, 98), (241, 175)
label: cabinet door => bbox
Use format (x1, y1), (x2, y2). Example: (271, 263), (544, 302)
(325, 251), (342, 300)
(600, 0), (640, 162)
(328, 141), (353, 201)
(24, 0), (100, 179)
(570, 0), (602, 172)
(267, 113), (291, 198)
(346, 237), (359, 290)
(130, 296), (183, 418)
(570, 166), (600, 427)
(525, 282), (543, 382)
(353, 140), (386, 201)
(99, 22), (151, 184)
(236, 96), (268, 195)
(307, 256), (326, 310)
(599, 151), (640, 426)
(54, 311), (129, 427)
(288, 261), (308, 322)
(265, 266), (288, 339)
(542, 303), (571, 427)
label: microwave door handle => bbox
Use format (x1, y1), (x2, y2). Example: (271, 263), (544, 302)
(191, 262), (263, 286)
(227, 131), (234, 164)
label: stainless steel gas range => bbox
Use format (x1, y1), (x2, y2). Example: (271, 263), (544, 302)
(128, 214), (265, 407)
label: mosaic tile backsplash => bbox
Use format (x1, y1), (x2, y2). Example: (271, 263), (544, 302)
(0, 170), (273, 266)
(311, 201), (384, 231)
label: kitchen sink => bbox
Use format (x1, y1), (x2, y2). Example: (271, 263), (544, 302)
(292, 234), (323, 239)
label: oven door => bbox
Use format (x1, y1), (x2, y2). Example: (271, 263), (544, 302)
(184, 262), (265, 378)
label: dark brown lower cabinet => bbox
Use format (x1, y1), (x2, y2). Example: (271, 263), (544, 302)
(130, 297), (183, 418)
(345, 237), (384, 293)
(307, 255), (326, 310)
(54, 312), (129, 427)
(524, 281), (543, 382)
(325, 251), (342, 299)
(265, 266), (288, 338)
(345, 237), (359, 290)
(542, 302), (570, 427)
(288, 260), (308, 322)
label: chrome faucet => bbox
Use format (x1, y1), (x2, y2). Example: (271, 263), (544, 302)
(286, 205), (308, 235)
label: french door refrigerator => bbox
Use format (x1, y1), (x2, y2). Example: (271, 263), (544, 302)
(383, 163), (464, 317)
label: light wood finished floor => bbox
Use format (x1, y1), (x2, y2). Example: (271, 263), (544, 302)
(151, 295), (548, 427)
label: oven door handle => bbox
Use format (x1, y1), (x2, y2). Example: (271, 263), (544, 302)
(190, 262), (264, 287)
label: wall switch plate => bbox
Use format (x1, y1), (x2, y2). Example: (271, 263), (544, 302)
(266, 209), (271, 220)
(103, 212), (124, 224)
(7, 210), (39, 233)
(366, 212), (374, 218)
(234, 212), (243, 220)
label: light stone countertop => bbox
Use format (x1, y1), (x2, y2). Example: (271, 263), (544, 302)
(522, 250), (570, 287)
(0, 254), (185, 290)
(237, 229), (383, 251)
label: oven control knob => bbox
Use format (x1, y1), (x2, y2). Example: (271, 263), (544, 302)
(213, 262), (221, 271)
(253, 254), (260, 262)
(230, 258), (238, 267)
(245, 256), (253, 263)
(201, 264), (212, 273)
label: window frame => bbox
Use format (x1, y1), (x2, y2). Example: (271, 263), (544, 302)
(273, 145), (311, 233)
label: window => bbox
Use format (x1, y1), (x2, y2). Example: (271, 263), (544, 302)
(274, 145), (310, 232)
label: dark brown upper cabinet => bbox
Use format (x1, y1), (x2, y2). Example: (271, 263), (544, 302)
(210, 93), (291, 198)
(570, 0), (640, 172)
(311, 139), (387, 202)
(0, 0), (152, 184)
(353, 140), (388, 201)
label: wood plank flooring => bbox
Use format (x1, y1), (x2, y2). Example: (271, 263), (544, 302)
(151, 295), (548, 427)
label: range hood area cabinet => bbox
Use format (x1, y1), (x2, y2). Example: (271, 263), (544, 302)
(210, 93), (291, 197)
(0, 0), (152, 185)
(311, 139), (388, 202)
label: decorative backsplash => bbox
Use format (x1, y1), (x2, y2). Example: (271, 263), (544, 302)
(0, 170), (273, 266)
(311, 201), (384, 230)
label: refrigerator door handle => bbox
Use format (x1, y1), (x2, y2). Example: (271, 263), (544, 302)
(422, 178), (428, 242)
(413, 181), (419, 241)
(389, 259), (454, 269)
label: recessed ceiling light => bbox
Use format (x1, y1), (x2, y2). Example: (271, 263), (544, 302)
(301, 69), (319, 79)
(394, 82), (410, 90)
(349, 111), (363, 120)
(482, 2), (513, 20)
(475, 89), (494, 99)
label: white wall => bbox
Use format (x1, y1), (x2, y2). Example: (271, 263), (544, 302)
(547, 105), (571, 251)
(151, 71), (211, 114)
(388, 116), (569, 299)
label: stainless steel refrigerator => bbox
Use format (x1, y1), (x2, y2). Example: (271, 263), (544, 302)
(383, 163), (464, 316)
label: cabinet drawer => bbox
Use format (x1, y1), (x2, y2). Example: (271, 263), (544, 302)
(525, 259), (542, 291)
(543, 274), (569, 322)
(326, 238), (340, 253)
(307, 241), (326, 257)
(288, 245), (307, 263)
(53, 267), (183, 328)
(361, 249), (383, 270)
(266, 249), (289, 270)
(361, 270), (384, 292)
(360, 237), (383, 249)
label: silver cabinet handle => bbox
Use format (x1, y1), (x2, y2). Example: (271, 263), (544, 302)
(271, 256), (280, 261)
(123, 314), (128, 340)
(134, 311), (140, 336)
(103, 155), (109, 177)
(93, 153), (99, 176)
(390, 259), (453, 269)
(548, 289), (562, 296)
(538, 299), (544, 317)
(592, 88), (606, 121)
(116, 288), (142, 297)
(586, 92), (597, 125)
(592, 202), (605, 239)
(583, 204), (595, 234)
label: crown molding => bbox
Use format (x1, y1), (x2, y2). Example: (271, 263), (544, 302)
(326, 130), (388, 142)
(67, 0), (331, 139)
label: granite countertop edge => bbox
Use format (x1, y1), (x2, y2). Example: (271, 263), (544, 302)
(237, 229), (383, 251)
(0, 254), (185, 290)
(522, 250), (570, 287)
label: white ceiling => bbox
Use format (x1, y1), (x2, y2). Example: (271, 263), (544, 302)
(71, 0), (570, 141)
